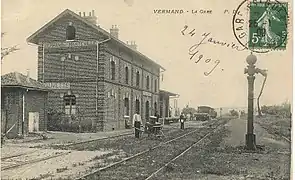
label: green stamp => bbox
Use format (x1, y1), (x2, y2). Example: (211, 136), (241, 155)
(248, 1), (288, 50)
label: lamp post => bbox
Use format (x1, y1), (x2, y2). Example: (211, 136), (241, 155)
(244, 53), (257, 150)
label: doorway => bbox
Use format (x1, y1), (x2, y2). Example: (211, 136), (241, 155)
(145, 101), (150, 122)
(29, 112), (39, 132)
(135, 99), (140, 114)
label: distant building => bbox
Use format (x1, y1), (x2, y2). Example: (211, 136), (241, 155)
(27, 9), (169, 131)
(1, 72), (49, 138)
(159, 90), (178, 118)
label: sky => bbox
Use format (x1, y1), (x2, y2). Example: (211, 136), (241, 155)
(1, 0), (293, 109)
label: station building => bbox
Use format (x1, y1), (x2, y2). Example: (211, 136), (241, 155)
(27, 9), (177, 131)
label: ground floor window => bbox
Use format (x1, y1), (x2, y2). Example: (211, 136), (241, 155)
(124, 98), (129, 116)
(64, 94), (76, 115)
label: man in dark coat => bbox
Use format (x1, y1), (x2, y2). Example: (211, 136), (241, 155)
(180, 113), (185, 129)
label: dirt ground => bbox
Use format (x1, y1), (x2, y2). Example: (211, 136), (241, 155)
(2, 118), (290, 180)
(1, 121), (207, 180)
(155, 117), (291, 180)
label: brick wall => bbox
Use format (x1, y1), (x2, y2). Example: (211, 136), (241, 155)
(1, 88), (22, 137)
(34, 12), (161, 132)
(25, 90), (48, 133)
(1, 88), (48, 137)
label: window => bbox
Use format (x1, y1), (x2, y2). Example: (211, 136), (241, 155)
(135, 99), (140, 114)
(154, 102), (157, 114)
(125, 67), (129, 84)
(136, 71), (140, 87)
(146, 76), (150, 90)
(124, 98), (129, 116)
(66, 23), (76, 40)
(111, 61), (115, 80)
(154, 79), (157, 92)
(64, 94), (76, 115)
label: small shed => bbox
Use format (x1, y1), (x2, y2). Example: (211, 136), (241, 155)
(1, 72), (49, 138)
(159, 89), (179, 118)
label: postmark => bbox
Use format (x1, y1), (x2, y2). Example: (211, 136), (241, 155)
(232, 0), (288, 53)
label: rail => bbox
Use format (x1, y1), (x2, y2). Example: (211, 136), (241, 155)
(76, 119), (227, 180)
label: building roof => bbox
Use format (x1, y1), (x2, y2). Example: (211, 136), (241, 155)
(27, 9), (165, 70)
(1, 72), (50, 91)
(198, 106), (214, 109)
(159, 89), (178, 97)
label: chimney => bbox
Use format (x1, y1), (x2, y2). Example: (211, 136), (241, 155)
(110, 25), (119, 39)
(81, 10), (98, 25)
(127, 41), (137, 50)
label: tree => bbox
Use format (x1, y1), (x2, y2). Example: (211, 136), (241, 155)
(182, 106), (197, 115)
(1, 33), (19, 60)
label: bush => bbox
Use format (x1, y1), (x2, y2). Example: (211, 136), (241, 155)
(229, 109), (239, 117)
(47, 108), (93, 133)
(261, 102), (291, 118)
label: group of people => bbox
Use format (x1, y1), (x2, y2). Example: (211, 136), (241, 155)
(133, 112), (186, 138)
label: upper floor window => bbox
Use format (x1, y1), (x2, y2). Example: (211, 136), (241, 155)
(111, 60), (115, 80)
(154, 79), (157, 92)
(146, 75), (150, 90)
(125, 66), (129, 84)
(136, 71), (140, 87)
(66, 22), (76, 40)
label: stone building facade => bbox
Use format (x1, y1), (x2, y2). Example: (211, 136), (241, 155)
(27, 9), (164, 131)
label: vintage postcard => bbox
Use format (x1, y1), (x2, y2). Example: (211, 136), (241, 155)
(1, 0), (293, 179)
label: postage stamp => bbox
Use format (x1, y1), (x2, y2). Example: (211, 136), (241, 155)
(232, 0), (289, 53)
(248, 2), (288, 49)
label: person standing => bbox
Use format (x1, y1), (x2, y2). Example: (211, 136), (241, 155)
(180, 113), (185, 129)
(133, 113), (142, 138)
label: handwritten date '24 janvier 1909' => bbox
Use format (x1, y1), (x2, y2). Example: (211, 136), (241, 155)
(181, 25), (246, 76)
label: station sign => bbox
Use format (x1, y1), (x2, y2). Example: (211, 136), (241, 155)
(44, 82), (70, 89)
(43, 40), (97, 48)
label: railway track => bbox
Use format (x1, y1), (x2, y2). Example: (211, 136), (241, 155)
(76, 119), (228, 180)
(60, 132), (134, 147)
(256, 122), (291, 143)
(1, 151), (71, 171)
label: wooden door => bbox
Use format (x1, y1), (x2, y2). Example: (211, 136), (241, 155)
(29, 112), (39, 132)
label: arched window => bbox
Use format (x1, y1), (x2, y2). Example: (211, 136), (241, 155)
(124, 98), (129, 116)
(111, 61), (115, 80)
(135, 99), (140, 114)
(125, 67), (129, 84)
(146, 76), (150, 90)
(136, 71), (140, 87)
(154, 79), (157, 92)
(66, 23), (76, 40)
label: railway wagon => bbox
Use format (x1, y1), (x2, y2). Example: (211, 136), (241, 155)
(197, 106), (217, 119)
